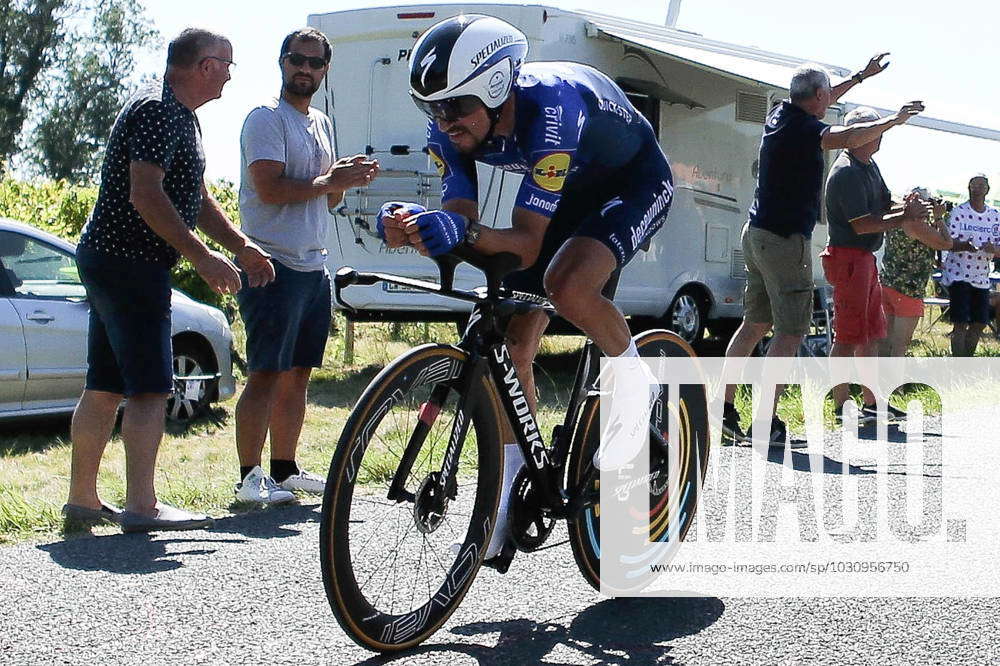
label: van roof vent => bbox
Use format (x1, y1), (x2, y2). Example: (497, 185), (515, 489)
(736, 92), (768, 124)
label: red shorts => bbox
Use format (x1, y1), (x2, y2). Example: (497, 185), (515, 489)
(881, 285), (925, 319)
(821, 246), (887, 346)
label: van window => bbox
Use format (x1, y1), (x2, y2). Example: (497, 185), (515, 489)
(620, 85), (660, 137)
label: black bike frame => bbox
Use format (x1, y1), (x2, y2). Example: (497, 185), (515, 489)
(335, 251), (628, 520)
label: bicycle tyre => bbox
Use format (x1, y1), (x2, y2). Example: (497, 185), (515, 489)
(320, 343), (504, 651)
(566, 329), (710, 593)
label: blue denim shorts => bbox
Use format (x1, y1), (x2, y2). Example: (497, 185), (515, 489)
(77, 247), (173, 396)
(237, 261), (332, 372)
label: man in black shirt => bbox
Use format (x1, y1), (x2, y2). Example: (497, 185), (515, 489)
(63, 29), (275, 533)
(721, 54), (924, 447)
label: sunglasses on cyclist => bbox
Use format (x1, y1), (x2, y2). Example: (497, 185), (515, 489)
(283, 52), (328, 70)
(411, 94), (484, 122)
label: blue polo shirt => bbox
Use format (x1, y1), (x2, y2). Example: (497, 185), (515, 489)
(747, 101), (829, 238)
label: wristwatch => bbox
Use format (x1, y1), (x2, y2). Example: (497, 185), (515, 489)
(852, 72), (864, 84)
(465, 220), (482, 248)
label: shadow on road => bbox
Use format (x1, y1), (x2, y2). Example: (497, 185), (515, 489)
(355, 596), (724, 665)
(38, 502), (320, 574)
(38, 534), (246, 574)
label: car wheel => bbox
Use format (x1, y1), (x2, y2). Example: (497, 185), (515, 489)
(168, 342), (215, 423)
(666, 290), (706, 344)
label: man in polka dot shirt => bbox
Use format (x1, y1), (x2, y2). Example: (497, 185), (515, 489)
(65, 29), (276, 533)
(941, 174), (1000, 356)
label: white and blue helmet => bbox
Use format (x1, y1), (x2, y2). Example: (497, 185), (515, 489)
(409, 15), (529, 118)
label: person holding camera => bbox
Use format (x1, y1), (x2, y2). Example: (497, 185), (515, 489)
(234, 28), (379, 503)
(821, 107), (931, 421)
(941, 174), (1000, 356)
(879, 190), (972, 357)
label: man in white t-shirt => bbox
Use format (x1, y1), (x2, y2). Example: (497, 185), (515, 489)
(234, 28), (379, 503)
(941, 174), (1000, 356)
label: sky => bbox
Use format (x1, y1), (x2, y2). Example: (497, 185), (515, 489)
(137, 0), (1000, 197)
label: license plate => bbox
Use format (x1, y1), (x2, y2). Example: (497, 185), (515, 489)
(184, 380), (202, 400)
(383, 282), (423, 293)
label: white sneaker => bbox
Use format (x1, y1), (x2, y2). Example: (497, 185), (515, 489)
(594, 358), (660, 471)
(279, 469), (326, 494)
(235, 466), (296, 505)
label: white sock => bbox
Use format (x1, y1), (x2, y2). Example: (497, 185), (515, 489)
(485, 443), (525, 559)
(618, 338), (639, 358)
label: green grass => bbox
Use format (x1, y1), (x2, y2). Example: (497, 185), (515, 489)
(0, 318), (581, 545)
(0, 313), (993, 544)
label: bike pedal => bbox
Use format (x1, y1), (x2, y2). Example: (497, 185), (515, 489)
(482, 541), (516, 574)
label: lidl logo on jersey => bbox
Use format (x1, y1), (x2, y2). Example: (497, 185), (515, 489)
(427, 146), (448, 178)
(532, 152), (570, 192)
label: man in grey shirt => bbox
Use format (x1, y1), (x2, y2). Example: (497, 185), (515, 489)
(821, 106), (927, 421)
(235, 27), (379, 503)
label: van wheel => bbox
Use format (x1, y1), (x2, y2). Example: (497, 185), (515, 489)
(666, 290), (706, 344)
(168, 341), (215, 423)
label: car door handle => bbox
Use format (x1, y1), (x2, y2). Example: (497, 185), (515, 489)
(25, 311), (55, 323)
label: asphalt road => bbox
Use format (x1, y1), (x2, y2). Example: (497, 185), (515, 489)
(2, 419), (998, 665)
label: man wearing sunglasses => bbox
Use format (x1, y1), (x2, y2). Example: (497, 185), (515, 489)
(235, 28), (379, 504)
(378, 15), (673, 567)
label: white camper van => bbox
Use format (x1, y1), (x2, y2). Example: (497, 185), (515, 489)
(306, 4), (990, 343)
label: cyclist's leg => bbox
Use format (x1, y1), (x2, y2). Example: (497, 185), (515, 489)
(544, 237), (629, 355)
(505, 310), (550, 415)
(547, 171), (673, 469)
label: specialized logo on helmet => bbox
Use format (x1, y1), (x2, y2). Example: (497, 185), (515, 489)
(470, 34), (517, 67)
(487, 71), (507, 99)
(419, 47), (437, 88)
(531, 153), (571, 192)
(427, 146), (448, 178)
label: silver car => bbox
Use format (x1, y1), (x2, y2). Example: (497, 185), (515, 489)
(0, 217), (235, 422)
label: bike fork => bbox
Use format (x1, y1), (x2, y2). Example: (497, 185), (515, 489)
(385, 357), (486, 503)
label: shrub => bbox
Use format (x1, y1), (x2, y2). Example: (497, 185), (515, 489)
(0, 176), (240, 314)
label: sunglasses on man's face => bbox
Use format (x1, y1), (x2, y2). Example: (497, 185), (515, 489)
(411, 94), (484, 122)
(283, 52), (327, 70)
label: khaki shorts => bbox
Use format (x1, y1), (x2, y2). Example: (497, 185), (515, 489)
(741, 224), (814, 336)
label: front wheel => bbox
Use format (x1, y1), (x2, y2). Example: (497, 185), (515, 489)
(566, 330), (710, 594)
(320, 344), (504, 652)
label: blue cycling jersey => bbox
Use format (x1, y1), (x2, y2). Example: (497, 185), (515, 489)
(426, 62), (661, 219)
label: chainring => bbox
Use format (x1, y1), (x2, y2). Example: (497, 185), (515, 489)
(509, 469), (556, 551)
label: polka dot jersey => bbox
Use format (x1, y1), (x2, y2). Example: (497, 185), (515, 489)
(79, 79), (205, 267)
(941, 202), (1000, 289)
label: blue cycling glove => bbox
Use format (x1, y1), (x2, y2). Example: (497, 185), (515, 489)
(412, 210), (468, 256)
(376, 201), (426, 241)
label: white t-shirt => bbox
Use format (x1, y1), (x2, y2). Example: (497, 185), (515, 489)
(239, 97), (335, 272)
(941, 202), (1000, 289)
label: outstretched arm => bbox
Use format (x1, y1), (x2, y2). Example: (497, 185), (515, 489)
(821, 101), (924, 150)
(830, 53), (890, 104)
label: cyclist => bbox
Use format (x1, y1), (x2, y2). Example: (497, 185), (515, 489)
(377, 14), (673, 561)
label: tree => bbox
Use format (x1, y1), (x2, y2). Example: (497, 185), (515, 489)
(31, 1), (157, 181)
(0, 0), (156, 181)
(0, 0), (70, 170)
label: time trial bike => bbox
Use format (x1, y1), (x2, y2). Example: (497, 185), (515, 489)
(320, 248), (709, 652)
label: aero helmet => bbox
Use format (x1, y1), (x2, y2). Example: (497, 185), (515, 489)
(409, 15), (528, 122)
